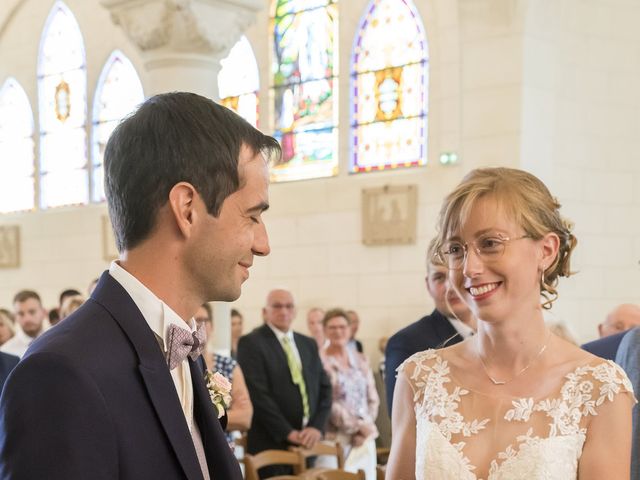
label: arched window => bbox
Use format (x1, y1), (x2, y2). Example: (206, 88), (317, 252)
(351, 0), (428, 172)
(218, 36), (259, 127)
(38, 1), (87, 208)
(0, 78), (35, 213)
(270, 0), (338, 182)
(92, 50), (144, 202)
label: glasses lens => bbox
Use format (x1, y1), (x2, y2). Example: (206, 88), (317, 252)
(477, 236), (506, 257)
(443, 241), (465, 269)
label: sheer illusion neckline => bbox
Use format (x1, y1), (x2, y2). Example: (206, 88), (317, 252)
(438, 351), (602, 401)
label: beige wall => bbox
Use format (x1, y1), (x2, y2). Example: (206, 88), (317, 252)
(1, 0), (639, 364)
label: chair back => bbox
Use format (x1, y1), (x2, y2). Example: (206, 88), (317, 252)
(291, 441), (345, 469)
(313, 469), (365, 480)
(244, 449), (305, 480)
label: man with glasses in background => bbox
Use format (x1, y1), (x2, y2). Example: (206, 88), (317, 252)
(237, 288), (332, 478)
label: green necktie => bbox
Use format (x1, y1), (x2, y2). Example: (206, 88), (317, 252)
(281, 336), (309, 420)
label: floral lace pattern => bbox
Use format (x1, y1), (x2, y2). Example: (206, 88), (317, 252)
(399, 350), (634, 480)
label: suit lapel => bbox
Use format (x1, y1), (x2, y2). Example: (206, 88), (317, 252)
(294, 334), (312, 385)
(431, 310), (462, 347)
(91, 272), (203, 480)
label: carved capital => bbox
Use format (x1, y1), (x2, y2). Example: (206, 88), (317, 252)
(100, 0), (264, 56)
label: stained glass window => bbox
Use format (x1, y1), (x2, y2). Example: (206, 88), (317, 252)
(0, 78), (35, 213)
(218, 36), (259, 127)
(351, 0), (428, 172)
(92, 50), (144, 202)
(270, 0), (338, 182)
(38, 1), (87, 208)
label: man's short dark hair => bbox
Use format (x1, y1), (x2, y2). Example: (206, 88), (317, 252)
(13, 290), (41, 305)
(104, 92), (281, 252)
(59, 288), (81, 306)
(230, 308), (243, 319)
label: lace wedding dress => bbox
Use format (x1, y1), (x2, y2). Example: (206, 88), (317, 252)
(400, 349), (634, 480)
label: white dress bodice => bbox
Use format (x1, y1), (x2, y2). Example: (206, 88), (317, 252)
(400, 350), (634, 480)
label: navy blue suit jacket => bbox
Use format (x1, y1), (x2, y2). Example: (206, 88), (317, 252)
(581, 330), (628, 361)
(384, 310), (461, 414)
(0, 272), (242, 480)
(0, 354), (18, 394)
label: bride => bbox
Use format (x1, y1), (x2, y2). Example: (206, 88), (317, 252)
(386, 168), (635, 479)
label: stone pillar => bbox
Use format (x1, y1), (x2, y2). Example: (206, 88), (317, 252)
(100, 0), (264, 99)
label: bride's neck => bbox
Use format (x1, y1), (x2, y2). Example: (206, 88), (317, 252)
(476, 313), (548, 367)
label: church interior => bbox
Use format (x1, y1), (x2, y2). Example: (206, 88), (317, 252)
(0, 0), (639, 362)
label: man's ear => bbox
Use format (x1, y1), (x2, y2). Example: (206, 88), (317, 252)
(168, 182), (197, 239)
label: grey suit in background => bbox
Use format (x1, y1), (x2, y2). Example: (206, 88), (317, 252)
(615, 327), (640, 479)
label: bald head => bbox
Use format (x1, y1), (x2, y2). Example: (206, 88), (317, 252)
(263, 289), (296, 332)
(599, 304), (640, 338)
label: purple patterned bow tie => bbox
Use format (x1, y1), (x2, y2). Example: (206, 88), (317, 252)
(165, 322), (206, 370)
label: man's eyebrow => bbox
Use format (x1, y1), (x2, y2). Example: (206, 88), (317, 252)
(247, 201), (269, 213)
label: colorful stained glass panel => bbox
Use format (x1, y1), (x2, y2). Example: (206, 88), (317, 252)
(0, 78), (35, 212)
(351, 0), (428, 172)
(271, 0), (338, 182)
(38, 1), (88, 208)
(218, 36), (259, 126)
(92, 50), (144, 202)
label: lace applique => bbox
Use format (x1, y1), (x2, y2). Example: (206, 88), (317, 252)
(401, 351), (634, 480)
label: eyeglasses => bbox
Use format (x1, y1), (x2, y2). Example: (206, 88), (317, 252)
(439, 234), (530, 270)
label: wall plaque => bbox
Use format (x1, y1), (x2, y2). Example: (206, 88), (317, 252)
(362, 184), (417, 246)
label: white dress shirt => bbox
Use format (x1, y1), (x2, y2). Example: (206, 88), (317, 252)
(109, 262), (196, 431)
(448, 317), (475, 339)
(0, 329), (41, 358)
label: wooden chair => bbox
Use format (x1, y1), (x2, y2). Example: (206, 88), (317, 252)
(244, 449), (305, 480)
(375, 447), (390, 465)
(311, 469), (366, 480)
(291, 441), (345, 469)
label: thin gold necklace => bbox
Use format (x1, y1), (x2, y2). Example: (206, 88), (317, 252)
(477, 331), (550, 386)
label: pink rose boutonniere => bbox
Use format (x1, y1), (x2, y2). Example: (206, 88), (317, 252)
(205, 371), (232, 418)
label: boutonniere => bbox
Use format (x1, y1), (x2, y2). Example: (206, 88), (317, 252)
(205, 371), (232, 418)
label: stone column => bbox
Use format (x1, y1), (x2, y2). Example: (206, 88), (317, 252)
(100, 0), (264, 99)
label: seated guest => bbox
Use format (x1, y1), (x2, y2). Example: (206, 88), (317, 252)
(1, 290), (47, 358)
(615, 327), (640, 479)
(194, 303), (253, 437)
(306, 307), (325, 350)
(230, 308), (243, 359)
(599, 303), (640, 337)
(59, 295), (85, 322)
(0, 310), (15, 347)
(319, 308), (379, 480)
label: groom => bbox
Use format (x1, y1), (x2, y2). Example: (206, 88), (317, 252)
(0, 93), (280, 479)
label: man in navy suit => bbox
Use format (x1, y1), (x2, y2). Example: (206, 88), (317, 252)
(0, 93), (280, 479)
(385, 238), (475, 414)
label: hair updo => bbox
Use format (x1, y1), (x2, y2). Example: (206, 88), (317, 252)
(435, 167), (577, 309)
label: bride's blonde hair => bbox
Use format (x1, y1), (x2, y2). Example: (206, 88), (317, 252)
(435, 167), (577, 309)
